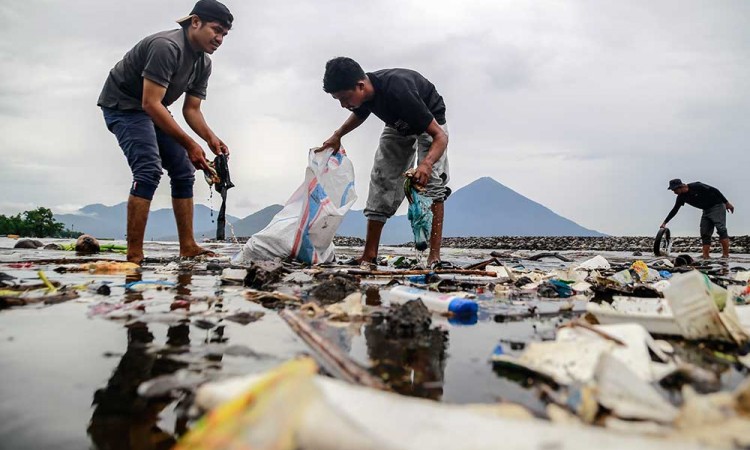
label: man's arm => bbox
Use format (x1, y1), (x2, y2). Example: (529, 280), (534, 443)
(412, 119), (448, 187)
(705, 185), (728, 203)
(320, 113), (366, 153)
(661, 199), (683, 228)
(707, 185), (734, 212)
(141, 79), (210, 171)
(183, 94), (228, 156)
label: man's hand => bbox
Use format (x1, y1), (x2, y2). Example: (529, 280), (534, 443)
(318, 133), (342, 154)
(187, 143), (211, 171)
(726, 202), (735, 213)
(207, 135), (229, 156)
(660, 223), (667, 229)
(412, 162), (433, 187)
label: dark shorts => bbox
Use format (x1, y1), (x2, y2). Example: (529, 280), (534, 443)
(700, 203), (728, 244)
(102, 107), (195, 200)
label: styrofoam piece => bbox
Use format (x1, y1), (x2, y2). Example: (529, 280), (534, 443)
(571, 281), (593, 293)
(735, 304), (750, 330)
(595, 353), (679, 423)
(586, 300), (682, 336)
(485, 265), (511, 282)
(550, 269), (588, 282)
(575, 255), (611, 271)
(652, 280), (671, 292)
(220, 268), (247, 283)
(589, 290), (750, 343)
(492, 323), (675, 385)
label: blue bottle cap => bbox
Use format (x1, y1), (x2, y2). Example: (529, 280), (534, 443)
(448, 298), (479, 316)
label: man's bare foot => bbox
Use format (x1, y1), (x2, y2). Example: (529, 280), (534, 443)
(180, 245), (217, 259)
(357, 255), (376, 264)
(127, 253), (144, 265)
(356, 255), (377, 269)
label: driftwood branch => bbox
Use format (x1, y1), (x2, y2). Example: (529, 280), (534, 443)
(279, 310), (390, 391)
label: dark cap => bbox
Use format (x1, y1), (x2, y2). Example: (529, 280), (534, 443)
(668, 178), (684, 190)
(177, 0), (233, 29)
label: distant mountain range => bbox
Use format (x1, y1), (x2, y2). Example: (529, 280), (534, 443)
(55, 177), (604, 241)
(55, 203), (240, 241)
(336, 177), (604, 242)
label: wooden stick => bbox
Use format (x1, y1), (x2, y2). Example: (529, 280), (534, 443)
(559, 319), (626, 346)
(279, 310), (390, 391)
(526, 252), (573, 262)
(343, 268), (497, 277)
(462, 258), (502, 270)
(2, 257), (123, 265)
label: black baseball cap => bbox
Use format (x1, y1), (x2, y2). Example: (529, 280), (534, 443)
(668, 179), (684, 190)
(177, 0), (233, 29)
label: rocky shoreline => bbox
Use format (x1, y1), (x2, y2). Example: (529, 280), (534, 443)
(332, 235), (750, 253)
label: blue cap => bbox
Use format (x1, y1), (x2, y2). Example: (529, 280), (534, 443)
(448, 298), (479, 316)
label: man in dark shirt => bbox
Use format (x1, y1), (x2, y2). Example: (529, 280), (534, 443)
(660, 179), (735, 258)
(98, 0), (233, 264)
(320, 57), (450, 265)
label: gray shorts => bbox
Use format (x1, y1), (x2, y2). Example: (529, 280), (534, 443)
(364, 123), (450, 223)
(700, 203), (728, 244)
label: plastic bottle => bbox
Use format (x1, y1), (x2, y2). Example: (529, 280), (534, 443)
(381, 285), (478, 317)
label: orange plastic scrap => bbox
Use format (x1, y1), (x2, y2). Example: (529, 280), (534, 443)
(630, 260), (650, 282)
(176, 358), (319, 450)
(79, 261), (140, 274)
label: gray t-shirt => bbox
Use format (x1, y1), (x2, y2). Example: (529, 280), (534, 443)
(97, 28), (212, 110)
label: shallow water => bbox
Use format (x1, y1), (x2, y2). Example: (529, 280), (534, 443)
(0, 238), (748, 449)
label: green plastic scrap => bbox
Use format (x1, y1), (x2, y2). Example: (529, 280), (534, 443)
(58, 242), (127, 254)
(404, 177), (432, 251)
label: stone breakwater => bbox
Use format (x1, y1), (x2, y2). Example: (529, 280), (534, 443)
(333, 235), (750, 253)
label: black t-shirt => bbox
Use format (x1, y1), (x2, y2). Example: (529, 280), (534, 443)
(353, 69), (446, 135)
(664, 182), (728, 223)
(97, 29), (211, 111)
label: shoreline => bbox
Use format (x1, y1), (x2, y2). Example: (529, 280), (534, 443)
(330, 235), (750, 253)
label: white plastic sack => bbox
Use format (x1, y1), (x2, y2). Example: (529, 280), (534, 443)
(234, 148), (357, 265)
(187, 358), (700, 450)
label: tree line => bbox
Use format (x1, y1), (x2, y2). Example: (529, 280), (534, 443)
(0, 207), (81, 238)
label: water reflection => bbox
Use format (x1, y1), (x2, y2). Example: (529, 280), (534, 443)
(88, 322), (182, 450)
(364, 316), (449, 400)
(88, 272), (203, 449)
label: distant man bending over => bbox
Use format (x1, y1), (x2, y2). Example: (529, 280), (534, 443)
(321, 57), (450, 266)
(97, 0), (233, 264)
(661, 178), (735, 258)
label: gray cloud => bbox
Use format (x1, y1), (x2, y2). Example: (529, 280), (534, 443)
(0, 0), (747, 238)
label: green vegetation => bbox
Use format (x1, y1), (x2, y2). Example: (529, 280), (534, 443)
(0, 207), (81, 238)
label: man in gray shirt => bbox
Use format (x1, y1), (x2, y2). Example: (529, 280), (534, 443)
(98, 0), (233, 264)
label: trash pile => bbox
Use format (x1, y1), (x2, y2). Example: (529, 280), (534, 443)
(207, 251), (750, 448)
(2, 237), (750, 449)
(177, 357), (713, 450)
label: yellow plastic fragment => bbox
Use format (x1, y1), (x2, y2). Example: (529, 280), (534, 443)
(37, 270), (57, 293)
(176, 358), (319, 450)
(0, 290), (22, 297)
(79, 261), (140, 274)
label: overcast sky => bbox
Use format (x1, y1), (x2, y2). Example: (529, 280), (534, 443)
(0, 0), (748, 236)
